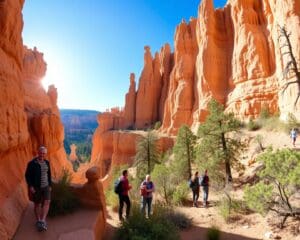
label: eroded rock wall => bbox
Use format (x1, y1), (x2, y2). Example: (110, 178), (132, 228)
(0, 0), (72, 238)
(91, 0), (300, 179)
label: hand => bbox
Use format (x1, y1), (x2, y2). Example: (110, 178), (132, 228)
(29, 187), (36, 194)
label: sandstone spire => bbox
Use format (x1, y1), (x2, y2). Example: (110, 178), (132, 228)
(123, 73), (136, 128)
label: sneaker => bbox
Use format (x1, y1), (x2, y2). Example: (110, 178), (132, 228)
(41, 221), (48, 231)
(35, 221), (43, 232)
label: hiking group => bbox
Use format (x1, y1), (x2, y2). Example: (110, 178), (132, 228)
(24, 146), (208, 230)
(115, 170), (155, 221)
(189, 170), (209, 208)
(115, 168), (209, 221)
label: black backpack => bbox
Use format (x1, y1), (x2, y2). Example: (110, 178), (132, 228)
(114, 178), (122, 194)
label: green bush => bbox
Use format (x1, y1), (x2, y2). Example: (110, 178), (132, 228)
(207, 226), (220, 240)
(217, 195), (249, 222)
(286, 112), (300, 132)
(247, 118), (261, 131)
(217, 197), (231, 222)
(48, 169), (80, 217)
(258, 116), (285, 132)
(151, 164), (175, 205)
(172, 182), (190, 205)
(113, 205), (180, 240)
(105, 187), (119, 211)
(244, 148), (300, 228)
(153, 121), (162, 130)
(259, 106), (270, 119)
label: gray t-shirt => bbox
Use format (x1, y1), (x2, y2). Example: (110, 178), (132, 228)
(38, 160), (49, 188)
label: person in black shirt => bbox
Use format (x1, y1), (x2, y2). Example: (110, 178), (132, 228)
(25, 146), (52, 231)
(200, 169), (209, 207)
(190, 171), (200, 207)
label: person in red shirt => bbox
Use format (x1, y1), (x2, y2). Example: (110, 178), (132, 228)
(118, 169), (132, 221)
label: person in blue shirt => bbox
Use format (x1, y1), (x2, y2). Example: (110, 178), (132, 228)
(140, 174), (155, 218)
(290, 128), (298, 147)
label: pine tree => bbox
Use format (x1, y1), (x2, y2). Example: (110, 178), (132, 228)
(134, 131), (159, 179)
(197, 99), (243, 185)
(244, 148), (300, 228)
(173, 125), (196, 180)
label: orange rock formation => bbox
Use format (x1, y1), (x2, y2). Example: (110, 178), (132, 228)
(91, 0), (300, 182)
(0, 0), (73, 238)
(69, 143), (78, 162)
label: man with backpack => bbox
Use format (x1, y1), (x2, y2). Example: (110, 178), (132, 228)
(116, 169), (132, 221)
(200, 169), (209, 207)
(140, 174), (155, 217)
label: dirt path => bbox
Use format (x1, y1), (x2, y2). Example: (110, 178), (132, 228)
(103, 190), (299, 240)
(13, 203), (101, 240)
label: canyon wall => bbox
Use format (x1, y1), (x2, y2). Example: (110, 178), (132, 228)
(100, 0), (300, 134)
(91, 0), (300, 176)
(0, 0), (73, 238)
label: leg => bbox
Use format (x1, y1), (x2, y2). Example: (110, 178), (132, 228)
(33, 189), (42, 221)
(41, 200), (50, 222)
(34, 203), (42, 221)
(203, 186), (209, 206)
(195, 190), (199, 207)
(192, 190), (196, 206)
(147, 198), (152, 217)
(124, 196), (131, 219)
(40, 187), (51, 222)
(140, 197), (146, 215)
(118, 195), (124, 220)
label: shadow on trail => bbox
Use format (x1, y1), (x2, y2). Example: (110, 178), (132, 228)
(180, 225), (260, 240)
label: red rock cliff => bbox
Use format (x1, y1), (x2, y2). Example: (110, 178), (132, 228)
(0, 0), (72, 238)
(117, 0), (300, 133)
(91, 0), (300, 180)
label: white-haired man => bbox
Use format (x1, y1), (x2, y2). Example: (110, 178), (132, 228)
(25, 146), (52, 231)
(140, 174), (155, 218)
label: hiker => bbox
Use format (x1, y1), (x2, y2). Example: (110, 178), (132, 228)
(200, 169), (209, 207)
(189, 171), (200, 207)
(290, 128), (298, 147)
(140, 174), (155, 217)
(118, 169), (132, 221)
(25, 146), (52, 231)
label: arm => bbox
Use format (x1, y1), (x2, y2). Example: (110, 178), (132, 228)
(47, 160), (52, 187)
(25, 162), (33, 187)
(147, 182), (155, 192)
(25, 162), (36, 193)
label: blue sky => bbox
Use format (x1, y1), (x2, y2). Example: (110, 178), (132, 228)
(22, 0), (227, 111)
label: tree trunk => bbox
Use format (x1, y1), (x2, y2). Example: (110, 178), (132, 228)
(147, 142), (150, 174)
(221, 132), (232, 184)
(186, 131), (192, 179)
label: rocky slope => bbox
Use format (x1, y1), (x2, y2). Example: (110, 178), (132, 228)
(0, 0), (76, 238)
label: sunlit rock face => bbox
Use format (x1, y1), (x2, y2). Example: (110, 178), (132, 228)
(91, 0), (300, 180)
(118, 0), (300, 133)
(0, 0), (72, 238)
(90, 128), (174, 186)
